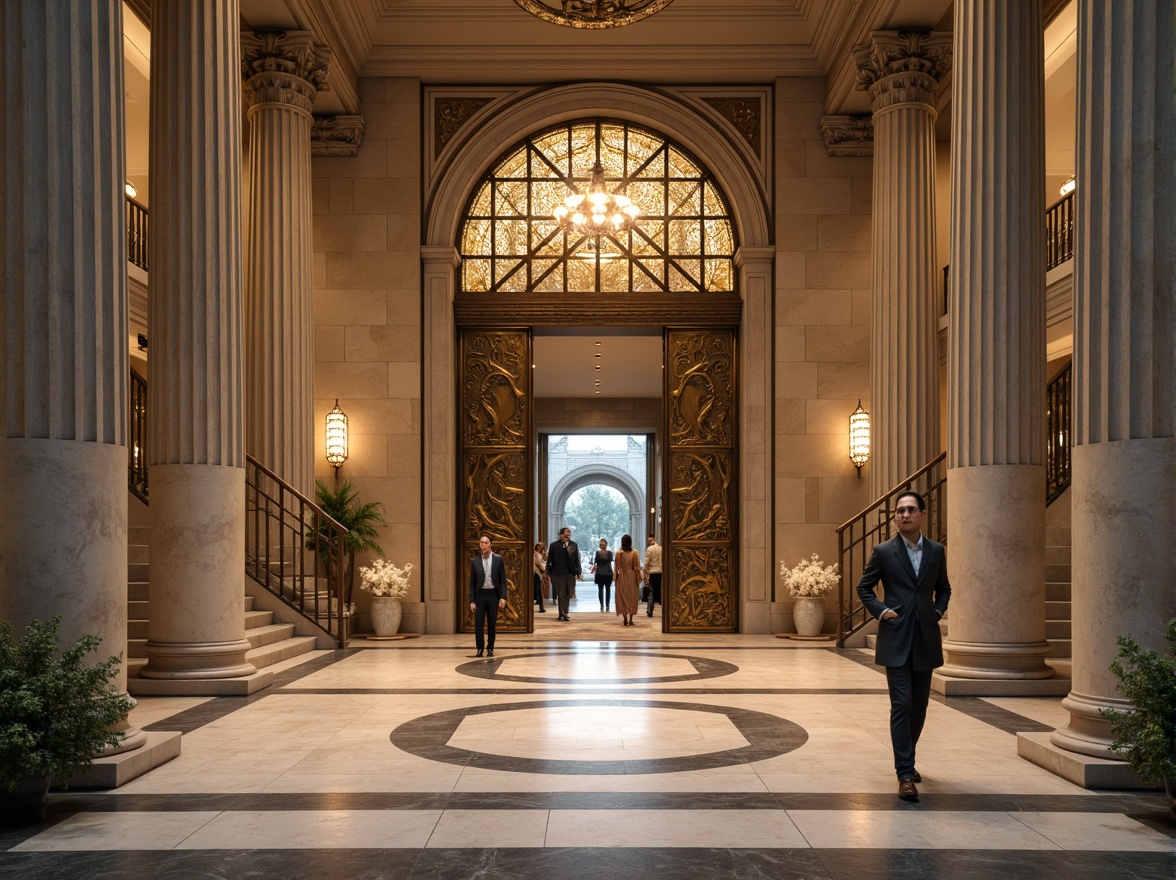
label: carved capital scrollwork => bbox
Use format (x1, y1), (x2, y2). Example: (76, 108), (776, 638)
(311, 115), (366, 157)
(703, 97), (761, 152)
(241, 30), (331, 113)
(853, 31), (952, 111)
(820, 115), (874, 157)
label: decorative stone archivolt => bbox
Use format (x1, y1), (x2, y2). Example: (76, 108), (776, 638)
(240, 30), (330, 113)
(852, 31), (953, 111)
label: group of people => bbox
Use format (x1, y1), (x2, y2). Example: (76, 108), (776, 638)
(472, 489), (949, 804)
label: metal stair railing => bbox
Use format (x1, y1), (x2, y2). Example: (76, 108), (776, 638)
(1046, 361), (1072, 505)
(835, 453), (947, 647)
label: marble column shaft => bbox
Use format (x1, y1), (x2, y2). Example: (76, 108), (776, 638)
(1051, 0), (1176, 758)
(141, 0), (253, 680)
(241, 31), (329, 498)
(942, 0), (1052, 683)
(854, 31), (951, 499)
(0, 0), (137, 708)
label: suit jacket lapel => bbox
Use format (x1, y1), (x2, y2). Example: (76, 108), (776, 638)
(892, 535), (918, 583)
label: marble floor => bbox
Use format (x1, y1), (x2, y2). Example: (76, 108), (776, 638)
(1, 632), (1171, 879)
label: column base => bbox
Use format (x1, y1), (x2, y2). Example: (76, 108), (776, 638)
(65, 731), (182, 790)
(1017, 732), (1155, 790)
(1048, 690), (1128, 758)
(940, 638), (1056, 679)
(139, 639), (256, 680)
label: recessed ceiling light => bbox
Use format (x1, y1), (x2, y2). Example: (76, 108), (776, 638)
(595, 341), (602, 346)
(594, 353), (602, 358)
(595, 365), (601, 371)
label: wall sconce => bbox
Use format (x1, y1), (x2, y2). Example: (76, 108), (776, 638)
(325, 400), (348, 472)
(1059, 176), (1075, 196)
(125, 180), (137, 199)
(849, 399), (870, 476)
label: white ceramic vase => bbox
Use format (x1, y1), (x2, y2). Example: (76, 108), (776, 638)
(370, 596), (403, 637)
(792, 595), (826, 637)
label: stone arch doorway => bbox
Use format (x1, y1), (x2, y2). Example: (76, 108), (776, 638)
(423, 83), (773, 636)
(548, 462), (648, 552)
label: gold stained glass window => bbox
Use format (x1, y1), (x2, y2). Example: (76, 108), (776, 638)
(459, 120), (736, 294)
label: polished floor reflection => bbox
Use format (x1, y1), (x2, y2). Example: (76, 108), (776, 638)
(1, 636), (1171, 879)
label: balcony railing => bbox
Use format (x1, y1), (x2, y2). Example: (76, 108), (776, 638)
(126, 194), (148, 271)
(129, 368), (148, 503)
(1045, 191), (1074, 271)
(1046, 361), (1072, 504)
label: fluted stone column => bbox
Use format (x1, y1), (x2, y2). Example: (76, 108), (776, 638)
(240, 31), (329, 497)
(854, 31), (951, 498)
(0, 0), (145, 753)
(939, 0), (1055, 691)
(422, 247), (460, 634)
(140, 0), (254, 681)
(1049, 0), (1176, 759)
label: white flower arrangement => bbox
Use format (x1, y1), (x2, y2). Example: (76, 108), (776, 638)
(358, 559), (413, 599)
(779, 553), (839, 598)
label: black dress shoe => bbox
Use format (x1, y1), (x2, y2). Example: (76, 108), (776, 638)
(538, 608), (547, 613)
(486, 649), (494, 657)
(911, 769), (922, 783)
(647, 611), (653, 617)
(898, 778), (919, 802)
(475, 650), (483, 657)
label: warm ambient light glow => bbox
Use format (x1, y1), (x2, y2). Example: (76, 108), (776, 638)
(849, 400), (870, 476)
(553, 160), (639, 238)
(325, 400), (348, 471)
(1059, 176), (1075, 196)
(125, 180), (137, 199)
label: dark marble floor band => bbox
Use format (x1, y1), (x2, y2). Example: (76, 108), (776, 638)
(276, 686), (892, 695)
(389, 698), (808, 774)
(1, 847), (1171, 880)
(454, 650), (740, 684)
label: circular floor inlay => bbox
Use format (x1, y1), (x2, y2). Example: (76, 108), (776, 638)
(455, 650), (738, 685)
(389, 699), (807, 774)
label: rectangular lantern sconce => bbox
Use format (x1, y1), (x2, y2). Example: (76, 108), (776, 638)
(325, 400), (348, 471)
(849, 399), (870, 476)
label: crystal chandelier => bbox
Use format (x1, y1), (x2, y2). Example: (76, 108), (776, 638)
(553, 161), (639, 238)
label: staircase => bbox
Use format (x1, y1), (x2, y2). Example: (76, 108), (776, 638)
(125, 491), (318, 685)
(1044, 490), (1072, 676)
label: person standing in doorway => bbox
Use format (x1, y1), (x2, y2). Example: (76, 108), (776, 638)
(643, 535), (662, 618)
(592, 538), (614, 612)
(856, 490), (951, 803)
(532, 542), (547, 613)
(468, 535), (507, 658)
(613, 534), (642, 626)
(547, 527), (581, 621)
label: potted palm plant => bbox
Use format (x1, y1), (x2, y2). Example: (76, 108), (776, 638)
(0, 616), (134, 826)
(311, 480), (386, 611)
(1101, 618), (1176, 819)
(779, 553), (839, 638)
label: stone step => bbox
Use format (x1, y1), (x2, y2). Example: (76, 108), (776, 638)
(1048, 638), (1072, 658)
(127, 638), (147, 659)
(1046, 581), (1071, 601)
(128, 544), (150, 565)
(1045, 599), (1071, 619)
(128, 562), (149, 582)
(244, 609), (275, 631)
(1046, 526), (1072, 546)
(127, 598), (150, 617)
(245, 594), (255, 612)
(1045, 619), (1071, 640)
(128, 525), (150, 544)
(1046, 657), (1072, 679)
(246, 636), (317, 669)
(246, 622), (297, 650)
(1044, 544), (1070, 565)
(1045, 563), (1070, 582)
(127, 619), (149, 640)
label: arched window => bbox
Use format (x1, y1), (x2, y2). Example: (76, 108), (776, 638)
(460, 120), (736, 294)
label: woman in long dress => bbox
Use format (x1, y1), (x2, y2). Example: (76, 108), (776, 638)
(613, 533), (643, 626)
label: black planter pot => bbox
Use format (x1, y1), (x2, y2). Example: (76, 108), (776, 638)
(0, 774), (51, 827)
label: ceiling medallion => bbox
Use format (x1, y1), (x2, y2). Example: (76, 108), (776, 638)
(514, 0), (675, 29)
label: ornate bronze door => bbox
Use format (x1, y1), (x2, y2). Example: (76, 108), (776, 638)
(459, 329), (532, 633)
(664, 329), (737, 632)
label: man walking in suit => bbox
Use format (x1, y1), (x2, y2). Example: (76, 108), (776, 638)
(643, 535), (662, 617)
(856, 490), (951, 802)
(468, 535), (507, 657)
(547, 527), (581, 621)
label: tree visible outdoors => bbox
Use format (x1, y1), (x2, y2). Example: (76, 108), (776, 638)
(564, 485), (629, 548)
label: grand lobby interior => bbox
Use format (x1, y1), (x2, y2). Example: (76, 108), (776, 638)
(0, 0), (1172, 877)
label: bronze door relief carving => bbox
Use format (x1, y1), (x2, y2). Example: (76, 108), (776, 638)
(664, 329), (737, 632)
(459, 330), (531, 633)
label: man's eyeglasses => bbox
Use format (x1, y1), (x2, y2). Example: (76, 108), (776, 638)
(894, 506), (921, 516)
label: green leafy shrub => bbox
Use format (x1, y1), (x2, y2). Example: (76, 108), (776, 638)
(0, 616), (134, 792)
(1101, 618), (1176, 786)
(310, 480), (386, 608)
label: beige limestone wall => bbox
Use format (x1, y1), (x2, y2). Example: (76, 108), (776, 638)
(772, 77), (873, 633)
(312, 77), (424, 635)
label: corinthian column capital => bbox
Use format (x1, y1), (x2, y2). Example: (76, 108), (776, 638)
(853, 31), (952, 111)
(240, 30), (330, 113)
(819, 115), (874, 157)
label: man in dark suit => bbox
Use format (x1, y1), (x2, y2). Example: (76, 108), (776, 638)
(546, 527), (581, 621)
(468, 535), (507, 657)
(856, 490), (951, 802)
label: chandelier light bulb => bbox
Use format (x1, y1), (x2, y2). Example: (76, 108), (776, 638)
(553, 160), (639, 238)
